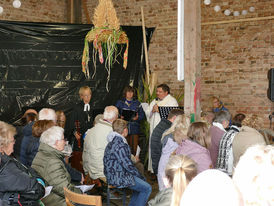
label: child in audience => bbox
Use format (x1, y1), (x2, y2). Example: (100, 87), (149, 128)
(148, 155), (197, 206)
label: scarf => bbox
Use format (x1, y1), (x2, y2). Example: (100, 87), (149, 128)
(216, 125), (240, 175)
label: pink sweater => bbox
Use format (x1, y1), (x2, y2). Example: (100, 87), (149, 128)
(176, 139), (212, 173)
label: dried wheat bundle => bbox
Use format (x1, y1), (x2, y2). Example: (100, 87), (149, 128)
(82, 0), (128, 92)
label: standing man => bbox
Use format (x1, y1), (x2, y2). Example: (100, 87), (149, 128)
(66, 86), (93, 150)
(144, 84), (178, 173)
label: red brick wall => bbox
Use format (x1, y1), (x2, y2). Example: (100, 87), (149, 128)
(0, 0), (66, 22)
(201, 0), (274, 127)
(1, 0), (273, 127)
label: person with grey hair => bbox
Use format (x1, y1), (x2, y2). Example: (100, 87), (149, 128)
(0, 121), (45, 206)
(83, 105), (118, 180)
(38, 108), (57, 123)
(31, 126), (81, 206)
(209, 110), (231, 167)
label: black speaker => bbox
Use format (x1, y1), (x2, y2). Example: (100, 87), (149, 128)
(267, 68), (274, 101)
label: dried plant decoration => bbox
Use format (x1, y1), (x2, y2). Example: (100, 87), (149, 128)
(82, 0), (129, 92)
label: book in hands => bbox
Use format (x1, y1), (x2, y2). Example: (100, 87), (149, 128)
(121, 109), (137, 121)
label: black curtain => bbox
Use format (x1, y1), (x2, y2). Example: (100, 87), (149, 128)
(0, 20), (154, 124)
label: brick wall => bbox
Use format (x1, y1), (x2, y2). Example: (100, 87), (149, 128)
(0, 0), (273, 127)
(0, 0), (66, 22)
(201, 0), (274, 127)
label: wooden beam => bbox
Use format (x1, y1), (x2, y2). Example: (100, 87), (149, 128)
(82, 0), (91, 24)
(201, 15), (274, 26)
(141, 6), (150, 85)
(184, 0), (201, 120)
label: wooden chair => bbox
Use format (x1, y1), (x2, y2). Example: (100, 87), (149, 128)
(64, 187), (102, 206)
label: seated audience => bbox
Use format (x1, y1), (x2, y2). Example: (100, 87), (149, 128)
(20, 108), (56, 167)
(115, 86), (145, 154)
(209, 110), (231, 167)
(200, 110), (215, 127)
(232, 114), (267, 166)
(233, 145), (274, 206)
(211, 96), (229, 113)
(20, 110), (38, 166)
(148, 155), (197, 206)
(32, 126), (81, 206)
(32, 119), (82, 184)
(56, 110), (66, 128)
(180, 169), (243, 206)
(13, 109), (38, 160)
(216, 113), (245, 176)
(38, 108), (57, 123)
(151, 109), (184, 175)
(158, 114), (190, 191)
(176, 122), (212, 173)
(0, 121), (45, 206)
(104, 119), (151, 206)
(83, 106), (118, 180)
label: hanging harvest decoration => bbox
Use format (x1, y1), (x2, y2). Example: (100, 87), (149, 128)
(82, 0), (129, 92)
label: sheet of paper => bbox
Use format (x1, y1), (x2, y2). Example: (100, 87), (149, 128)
(43, 186), (53, 199)
(136, 145), (141, 157)
(75, 184), (95, 193)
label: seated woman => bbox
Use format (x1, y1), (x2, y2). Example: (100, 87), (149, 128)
(104, 119), (151, 206)
(31, 126), (81, 206)
(115, 86), (145, 154)
(211, 96), (229, 113)
(158, 114), (190, 191)
(176, 122), (212, 173)
(20, 111), (38, 166)
(148, 155), (197, 206)
(0, 121), (45, 206)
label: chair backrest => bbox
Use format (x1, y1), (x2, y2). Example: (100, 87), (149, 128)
(64, 187), (102, 206)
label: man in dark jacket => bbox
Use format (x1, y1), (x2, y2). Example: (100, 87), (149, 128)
(151, 109), (184, 175)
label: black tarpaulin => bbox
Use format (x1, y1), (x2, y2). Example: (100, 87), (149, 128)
(0, 20), (154, 124)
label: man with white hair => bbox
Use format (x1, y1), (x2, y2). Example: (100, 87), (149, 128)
(38, 108), (57, 123)
(83, 106), (118, 180)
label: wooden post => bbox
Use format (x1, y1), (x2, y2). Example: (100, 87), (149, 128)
(141, 6), (150, 85)
(67, 0), (82, 23)
(183, 0), (201, 120)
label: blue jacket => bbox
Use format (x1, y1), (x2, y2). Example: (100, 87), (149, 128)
(20, 122), (39, 167)
(115, 99), (145, 134)
(103, 132), (145, 188)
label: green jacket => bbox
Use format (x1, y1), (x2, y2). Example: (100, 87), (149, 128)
(32, 143), (81, 206)
(148, 187), (173, 206)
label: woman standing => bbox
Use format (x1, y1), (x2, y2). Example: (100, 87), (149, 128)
(115, 86), (145, 154)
